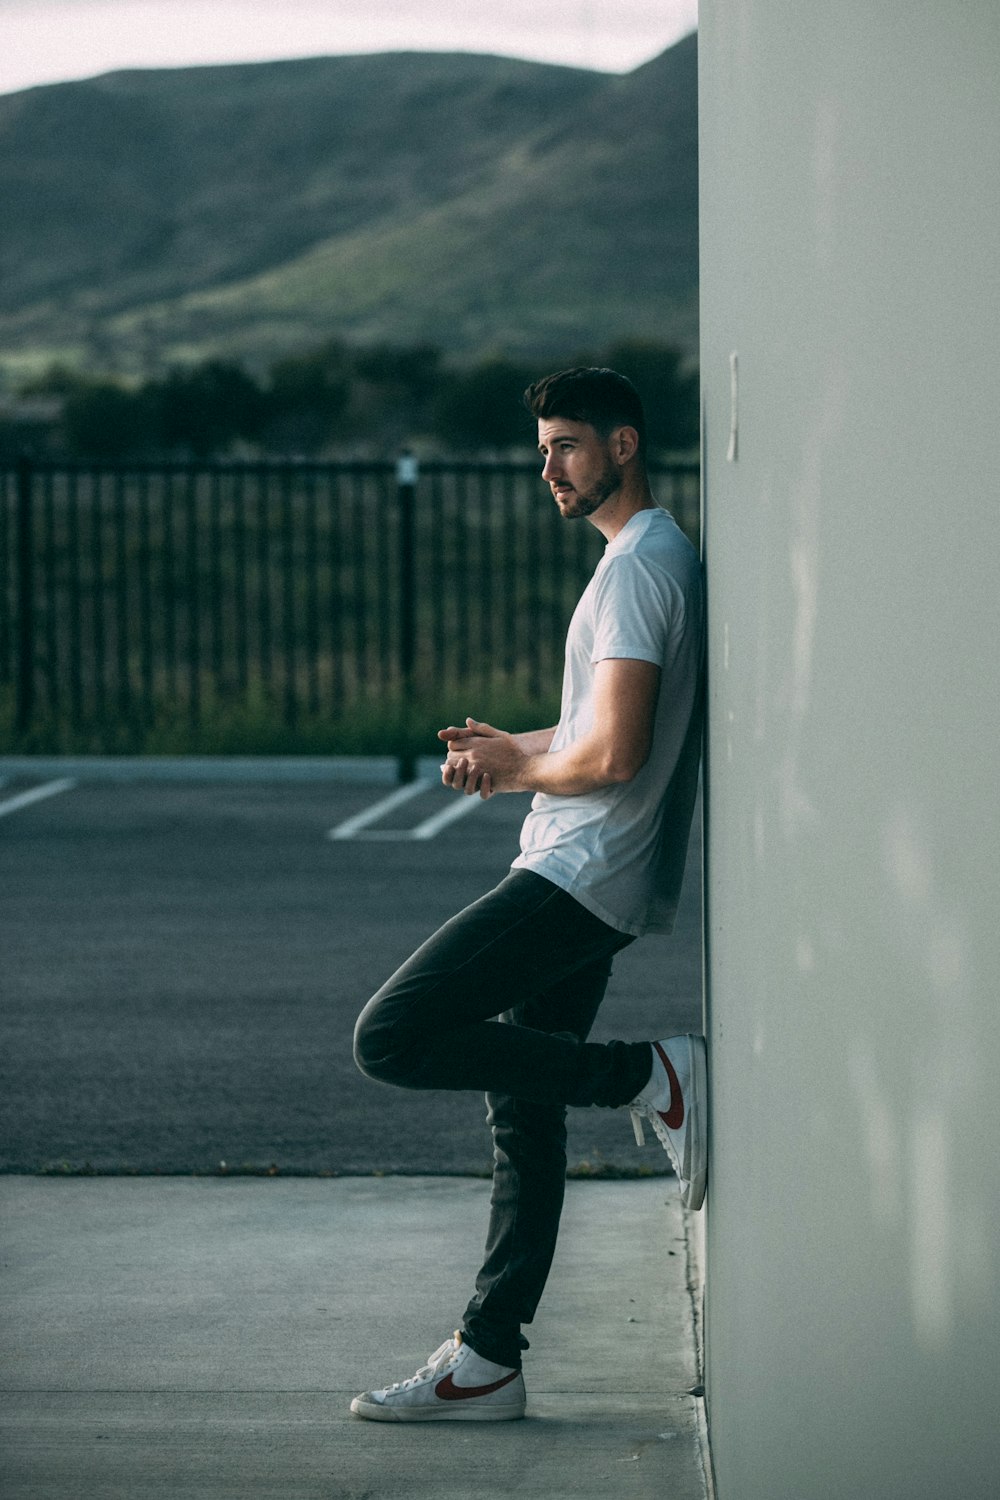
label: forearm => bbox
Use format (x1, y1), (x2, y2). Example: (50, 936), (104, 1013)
(512, 726), (557, 756)
(518, 728), (638, 796)
(442, 659), (657, 798)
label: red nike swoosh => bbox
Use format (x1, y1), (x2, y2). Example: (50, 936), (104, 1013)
(435, 1370), (520, 1402)
(653, 1042), (685, 1129)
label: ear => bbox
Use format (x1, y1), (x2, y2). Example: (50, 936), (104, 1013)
(610, 425), (640, 465)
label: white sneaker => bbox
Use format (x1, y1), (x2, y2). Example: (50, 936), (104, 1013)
(350, 1332), (526, 1422)
(629, 1035), (708, 1211)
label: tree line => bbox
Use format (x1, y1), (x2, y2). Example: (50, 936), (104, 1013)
(3, 338), (698, 462)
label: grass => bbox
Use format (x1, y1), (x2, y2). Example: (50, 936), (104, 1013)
(0, 680), (563, 760)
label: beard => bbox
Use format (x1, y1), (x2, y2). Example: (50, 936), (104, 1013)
(554, 460), (621, 519)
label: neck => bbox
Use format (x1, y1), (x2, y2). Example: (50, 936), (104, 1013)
(588, 471), (656, 542)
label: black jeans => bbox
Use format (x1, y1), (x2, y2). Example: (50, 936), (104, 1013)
(353, 870), (653, 1368)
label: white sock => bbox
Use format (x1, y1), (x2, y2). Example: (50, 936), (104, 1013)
(460, 1343), (517, 1379)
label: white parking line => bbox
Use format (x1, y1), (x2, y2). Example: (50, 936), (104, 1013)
(410, 793), (483, 840)
(327, 780), (431, 840)
(326, 780), (484, 842)
(0, 778), (76, 820)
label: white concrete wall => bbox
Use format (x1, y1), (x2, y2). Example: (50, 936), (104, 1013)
(698, 5), (1000, 1496)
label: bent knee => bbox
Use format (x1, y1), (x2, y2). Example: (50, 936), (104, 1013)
(353, 1002), (411, 1084)
(352, 1007), (387, 1079)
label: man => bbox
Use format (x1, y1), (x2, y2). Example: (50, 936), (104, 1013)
(351, 367), (706, 1423)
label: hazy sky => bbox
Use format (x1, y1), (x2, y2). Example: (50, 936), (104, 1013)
(1, 0), (699, 95)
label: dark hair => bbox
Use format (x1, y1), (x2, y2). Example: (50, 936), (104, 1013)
(523, 366), (647, 454)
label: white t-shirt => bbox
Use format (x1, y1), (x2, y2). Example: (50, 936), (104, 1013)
(512, 506), (704, 936)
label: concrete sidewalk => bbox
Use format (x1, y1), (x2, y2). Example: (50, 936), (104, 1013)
(0, 1176), (710, 1500)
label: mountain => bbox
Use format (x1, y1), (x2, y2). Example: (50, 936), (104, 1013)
(0, 36), (697, 376)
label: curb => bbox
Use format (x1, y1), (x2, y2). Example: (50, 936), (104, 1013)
(0, 755), (434, 785)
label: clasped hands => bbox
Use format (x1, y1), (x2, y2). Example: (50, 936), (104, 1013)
(438, 718), (525, 799)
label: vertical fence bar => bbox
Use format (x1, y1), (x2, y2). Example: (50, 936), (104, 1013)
(15, 455), (35, 733)
(374, 468), (390, 693)
(184, 467), (201, 733)
(41, 466), (59, 719)
(209, 468), (224, 691)
(304, 466), (320, 717)
(162, 471), (177, 704)
(90, 469), (108, 728)
(233, 467), (249, 694)
(351, 469), (366, 700)
(548, 489), (564, 683)
(0, 470), (10, 684)
(454, 469), (469, 654)
(397, 451), (418, 780)
(501, 468), (517, 681)
(137, 470), (153, 724)
(328, 468), (344, 714)
(67, 467), (83, 727)
(256, 467), (273, 692)
(525, 470), (542, 700)
(280, 465), (297, 728)
(428, 467), (445, 689)
(114, 469), (130, 720)
(478, 468), (494, 698)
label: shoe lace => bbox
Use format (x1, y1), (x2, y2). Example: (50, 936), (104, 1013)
(630, 1106), (647, 1147)
(384, 1335), (459, 1395)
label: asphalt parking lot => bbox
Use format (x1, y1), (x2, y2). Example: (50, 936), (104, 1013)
(0, 765), (703, 1176)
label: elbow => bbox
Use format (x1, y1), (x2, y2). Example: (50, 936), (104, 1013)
(599, 743), (650, 785)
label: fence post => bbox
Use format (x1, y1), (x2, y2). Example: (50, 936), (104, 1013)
(396, 450), (419, 781)
(15, 454), (36, 734)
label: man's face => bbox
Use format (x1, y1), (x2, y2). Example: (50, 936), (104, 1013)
(537, 417), (621, 520)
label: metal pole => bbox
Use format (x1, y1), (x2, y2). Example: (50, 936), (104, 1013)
(15, 454), (35, 734)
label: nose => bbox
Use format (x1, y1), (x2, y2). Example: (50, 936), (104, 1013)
(542, 451), (561, 482)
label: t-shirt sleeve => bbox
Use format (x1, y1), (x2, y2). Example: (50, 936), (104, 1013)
(590, 554), (677, 667)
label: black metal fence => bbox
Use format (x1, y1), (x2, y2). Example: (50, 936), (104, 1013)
(1, 457), (699, 756)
